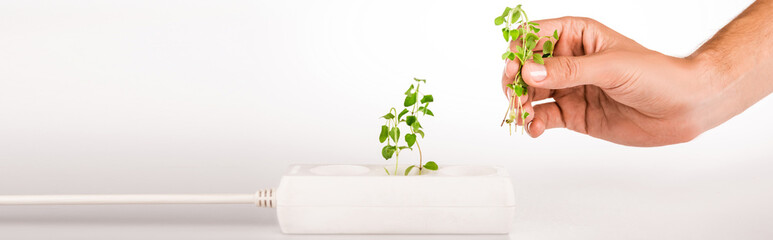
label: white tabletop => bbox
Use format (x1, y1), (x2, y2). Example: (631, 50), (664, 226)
(2, 162), (773, 240)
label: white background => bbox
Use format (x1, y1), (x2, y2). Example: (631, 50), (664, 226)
(1, 0), (771, 239)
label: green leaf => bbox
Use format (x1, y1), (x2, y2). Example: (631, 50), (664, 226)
(522, 112), (530, 119)
(530, 25), (540, 33)
(526, 33), (539, 42)
(553, 30), (559, 40)
(513, 84), (526, 96)
(543, 41), (553, 55)
(507, 52), (516, 61)
(413, 77), (426, 83)
(379, 125), (388, 143)
(511, 10), (521, 22)
(405, 133), (416, 147)
(420, 95), (434, 104)
(406, 115), (417, 126)
(516, 45), (524, 55)
(501, 50), (510, 60)
(515, 51), (525, 62)
(404, 165), (416, 176)
(389, 127), (400, 142)
(381, 113), (394, 119)
(397, 109), (410, 120)
(494, 16), (504, 26)
(502, 28), (510, 41)
(403, 93), (417, 107)
(404, 84), (414, 95)
(509, 29), (521, 40)
(528, 22), (540, 26)
(423, 161), (438, 171)
(533, 53), (544, 64)
(418, 106), (434, 116)
(381, 145), (396, 160)
(501, 7), (512, 17)
(411, 121), (422, 132)
(415, 129), (425, 138)
(526, 40), (536, 51)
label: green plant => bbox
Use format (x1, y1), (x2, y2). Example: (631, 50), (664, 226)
(495, 4), (558, 135)
(379, 78), (438, 176)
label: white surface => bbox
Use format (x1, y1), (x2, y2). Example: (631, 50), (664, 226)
(276, 165), (514, 234)
(1, 0), (772, 239)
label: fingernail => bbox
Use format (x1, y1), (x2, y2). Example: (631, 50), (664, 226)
(527, 63), (547, 82)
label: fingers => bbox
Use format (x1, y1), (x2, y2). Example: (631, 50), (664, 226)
(521, 54), (620, 90)
(516, 17), (630, 90)
(510, 17), (591, 57)
(528, 86), (553, 102)
(503, 60), (553, 102)
(505, 58), (520, 78)
(526, 102), (566, 138)
(498, 17), (626, 138)
(501, 59), (521, 98)
(505, 17), (604, 98)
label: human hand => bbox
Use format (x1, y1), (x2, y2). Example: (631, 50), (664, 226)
(501, 17), (711, 146)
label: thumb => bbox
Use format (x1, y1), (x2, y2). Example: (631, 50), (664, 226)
(522, 54), (619, 89)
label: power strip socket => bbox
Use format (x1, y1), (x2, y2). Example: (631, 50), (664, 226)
(0, 164), (515, 234)
(276, 164), (515, 234)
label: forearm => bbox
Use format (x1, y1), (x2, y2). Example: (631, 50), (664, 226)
(689, 0), (773, 131)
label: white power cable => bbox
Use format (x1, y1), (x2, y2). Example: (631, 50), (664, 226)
(0, 188), (276, 208)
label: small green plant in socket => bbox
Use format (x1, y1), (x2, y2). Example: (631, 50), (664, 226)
(379, 78), (438, 176)
(495, 4), (558, 135)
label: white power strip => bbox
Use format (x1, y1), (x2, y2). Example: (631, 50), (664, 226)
(0, 164), (515, 234)
(277, 164), (515, 234)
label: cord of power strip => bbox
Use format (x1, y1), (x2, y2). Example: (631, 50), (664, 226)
(0, 188), (276, 208)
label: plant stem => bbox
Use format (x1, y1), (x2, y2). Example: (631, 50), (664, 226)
(501, 105), (510, 127)
(412, 84), (421, 114)
(416, 141), (423, 175)
(394, 151), (399, 176)
(394, 109), (400, 175)
(410, 83), (423, 174)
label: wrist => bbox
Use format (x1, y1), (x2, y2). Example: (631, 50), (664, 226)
(685, 49), (738, 134)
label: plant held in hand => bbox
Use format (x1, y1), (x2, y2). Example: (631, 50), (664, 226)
(495, 4), (558, 135)
(379, 78), (438, 176)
